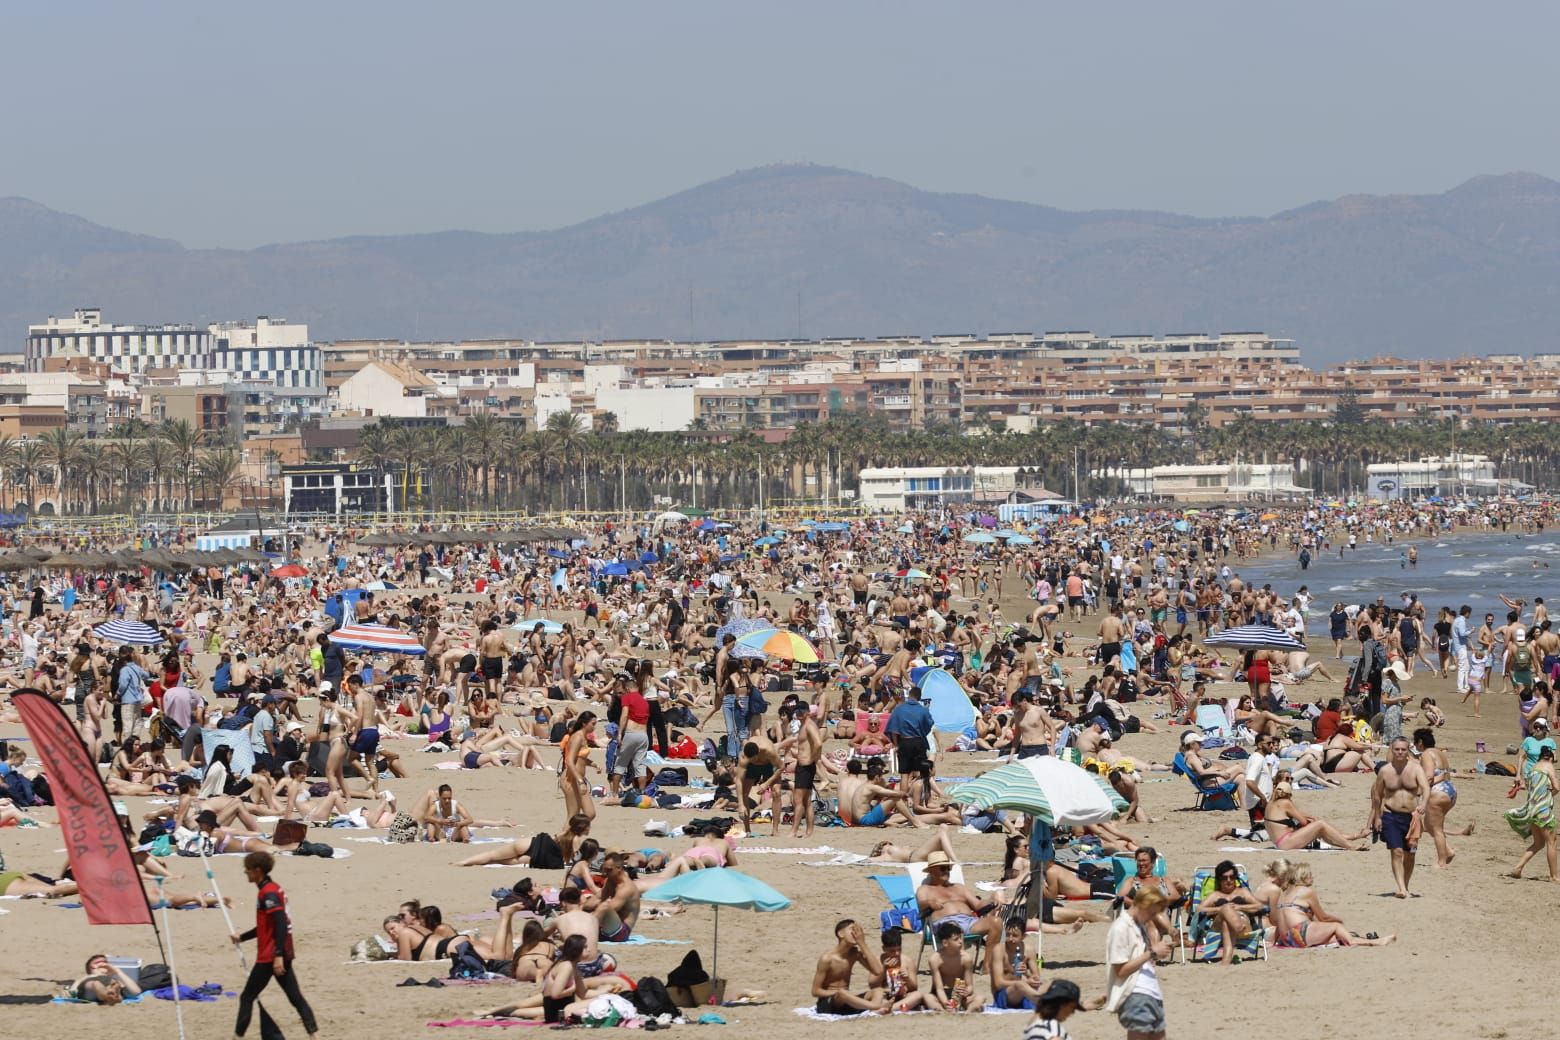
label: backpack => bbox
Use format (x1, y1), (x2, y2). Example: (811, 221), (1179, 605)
(1514, 646), (1534, 671)
(449, 942), (488, 979)
(524, 831), (564, 870)
(138, 964), (173, 990)
(631, 977), (680, 1019)
(387, 812), (419, 844)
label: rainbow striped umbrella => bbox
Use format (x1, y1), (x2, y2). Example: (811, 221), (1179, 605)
(893, 568), (931, 580)
(734, 627), (820, 664)
(327, 623), (426, 655)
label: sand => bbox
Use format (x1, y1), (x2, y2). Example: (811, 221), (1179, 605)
(1, 598), (1549, 1039)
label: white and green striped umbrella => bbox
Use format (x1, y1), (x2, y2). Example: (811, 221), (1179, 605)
(952, 755), (1128, 826)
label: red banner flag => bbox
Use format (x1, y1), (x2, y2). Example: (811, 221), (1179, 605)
(12, 688), (153, 926)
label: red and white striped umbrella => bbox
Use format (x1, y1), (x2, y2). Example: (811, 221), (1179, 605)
(326, 623), (427, 655)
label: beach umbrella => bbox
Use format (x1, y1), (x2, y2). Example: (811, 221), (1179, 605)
(893, 568), (931, 580)
(270, 564), (308, 578)
(753, 536), (780, 547)
(94, 619), (166, 646)
(327, 623), (426, 655)
(896, 523), (915, 534)
(512, 618), (565, 635)
(1005, 533), (1034, 545)
(909, 667), (977, 734)
(642, 867), (790, 981)
(1203, 624), (1305, 652)
(962, 531), (997, 544)
(1173, 520), (1190, 533)
(717, 617), (773, 660)
(734, 627), (820, 664)
(600, 562), (631, 576)
(362, 580), (397, 592)
(814, 521), (850, 533)
(640, 551), (659, 564)
(951, 756), (1127, 826)
(657, 511), (688, 522)
(1068, 517), (1086, 527)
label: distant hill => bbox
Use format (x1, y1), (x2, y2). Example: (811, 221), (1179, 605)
(6, 165), (1560, 364)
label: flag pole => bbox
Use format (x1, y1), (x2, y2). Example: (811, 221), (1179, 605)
(154, 878), (188, 1040)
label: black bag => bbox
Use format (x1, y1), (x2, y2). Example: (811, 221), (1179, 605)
(525, 831), (564, 870)
(449, 942), (488, 979)
(1485, 761), (1517, 777)
(138, 963), (173, 989)
(632, 976), (680, 1019)
(654, 767), (689, 787)
(305, 739), (330, 778)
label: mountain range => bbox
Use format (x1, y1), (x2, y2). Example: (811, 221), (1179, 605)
(6, 164), (1560, 365)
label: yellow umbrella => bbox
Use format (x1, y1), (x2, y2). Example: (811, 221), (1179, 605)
(1090, 515), (1108, 525)
(1259, 512), (1279, 521)
(1068, 517), (1087, 527)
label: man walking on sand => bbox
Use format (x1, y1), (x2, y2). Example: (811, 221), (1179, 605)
(1371, 737), (1428, 899)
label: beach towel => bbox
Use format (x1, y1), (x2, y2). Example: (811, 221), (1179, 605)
(425, 1019), (540, 1028)
(52, 994), (144, 1005)
(602, 935), (689, 945)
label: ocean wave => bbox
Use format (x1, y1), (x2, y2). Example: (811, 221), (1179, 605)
(1444, 569), (1480, 577)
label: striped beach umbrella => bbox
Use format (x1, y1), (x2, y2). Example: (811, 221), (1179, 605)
(951, 756), (1128, 826)
(734, 627), (820, 664)
(893, 568), (931, 580)
(94, 619), (166, 645)
(327, 623), (427, 655)
(1203, 624), (1305, 652)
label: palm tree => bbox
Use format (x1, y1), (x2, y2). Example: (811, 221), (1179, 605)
(144, 437), (175, 513)
(545, 411), (587, 509)
(74, 442), (115, 514)
(158, 419), (203, 510)
(107, 439), (150, 515)
(460, 412), (502, 507)
(0, 436), (17, 509)
(196, 447), (241, 510)
(15, 441), (45, 514)
(40, 427), (83, 514)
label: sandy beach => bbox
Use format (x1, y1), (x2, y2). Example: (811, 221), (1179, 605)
(0, 578), (1548, 1040)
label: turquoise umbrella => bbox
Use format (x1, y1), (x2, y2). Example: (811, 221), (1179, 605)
(962, 531), (997, 544)
(952, 756), (1128, 826)
(643, 867), (791, 980)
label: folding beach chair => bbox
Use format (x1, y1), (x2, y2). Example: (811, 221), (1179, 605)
(903, 860), (986, 973)
(1193, 702), (1231, 741)
(1171, 752), (1240, 811)
(1177, 865), (1268, 964)
(850, 710), (897, 773)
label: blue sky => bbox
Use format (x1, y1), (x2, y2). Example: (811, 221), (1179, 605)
(8, 2), (1556, 248)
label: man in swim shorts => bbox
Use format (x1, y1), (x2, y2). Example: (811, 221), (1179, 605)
(837, 759), (911, 826)
(915, 851), (1002, 948)
(1370, 737), (1427, 899)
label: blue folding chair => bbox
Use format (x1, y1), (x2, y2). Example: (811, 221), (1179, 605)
(1172, 752), (1240, 811)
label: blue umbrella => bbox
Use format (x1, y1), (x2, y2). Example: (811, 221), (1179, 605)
(1172, 520), (1190, 533)
(963, 531), (997, 544)
(512, 618), (565, 635)
(753, 536), (780, 547)
(640, 551), (659, 563)
(814, 521), (850, 533)
(545, 548), (571, 559)
(697, 519), (717, 532)
(1203, 623), (1305, 651)
(719, 553), (746, 563)
(600, 562), (631, 577)
(642, 867), (790, 980)
(1006, 533), (1034, 545)
(896, 523), (915, 534)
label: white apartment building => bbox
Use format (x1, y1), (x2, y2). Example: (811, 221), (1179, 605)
(859, 467), (975, 512)
(1109, 462), (1306, 502)
(209, 316), (322, 389)
(1367, 454), (1502, 500)
(28, 308), (214, 374)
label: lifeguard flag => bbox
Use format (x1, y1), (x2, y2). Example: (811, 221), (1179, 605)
(12, 689), (153, 926)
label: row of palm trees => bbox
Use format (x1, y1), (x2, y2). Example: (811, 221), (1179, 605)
(0, 419), (245, 515)
(348, 409), (1560, 516)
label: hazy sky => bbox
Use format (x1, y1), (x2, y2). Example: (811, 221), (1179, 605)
(9, 2), (1558, 249)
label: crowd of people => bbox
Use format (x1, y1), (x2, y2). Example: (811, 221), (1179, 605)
(1, 495), (1557, 1037)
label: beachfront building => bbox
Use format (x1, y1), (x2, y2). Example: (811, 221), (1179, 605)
(859, 467), (973, 512)
(1366, 454), (1501, 500)
(281, 461), (395, 515)
(209, 317), (322, 389)
(1109, 462), (1306, 502)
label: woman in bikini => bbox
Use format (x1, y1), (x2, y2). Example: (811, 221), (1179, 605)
(1414, 727), (1474, 868)
(558, 711), (598, 822)
(1273, 862), (1395, 948)
(1320, 725), (1377, 774)
(658, 834), (740, 878)
(1262, 775), (1369, 851)
(1116, 846), (1187, 937)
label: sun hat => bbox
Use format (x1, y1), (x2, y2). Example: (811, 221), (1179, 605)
(1181, 731), (1205, 746)
(925, 850), (954, 868)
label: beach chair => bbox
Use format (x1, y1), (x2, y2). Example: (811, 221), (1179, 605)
(1177, 865), (1268, 964)
(1193, 702), (1231, 741)
(903, 861), (986, 973)
(869, 873), (921, 935)
(1171, 752), (1240, 811)
(850, 710), (897, 773)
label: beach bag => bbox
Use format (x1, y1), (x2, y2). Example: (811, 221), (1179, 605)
(138, 964), (173, 990)
(387, 812), (419, 844)
(1485, 761), (1516, 777)
(632, 977), (680, 1019)
(449, 943), (488, 979)
(525, 831), (564, 870)
(655, 766), (689, 787)
(273, 820), (308, 847)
